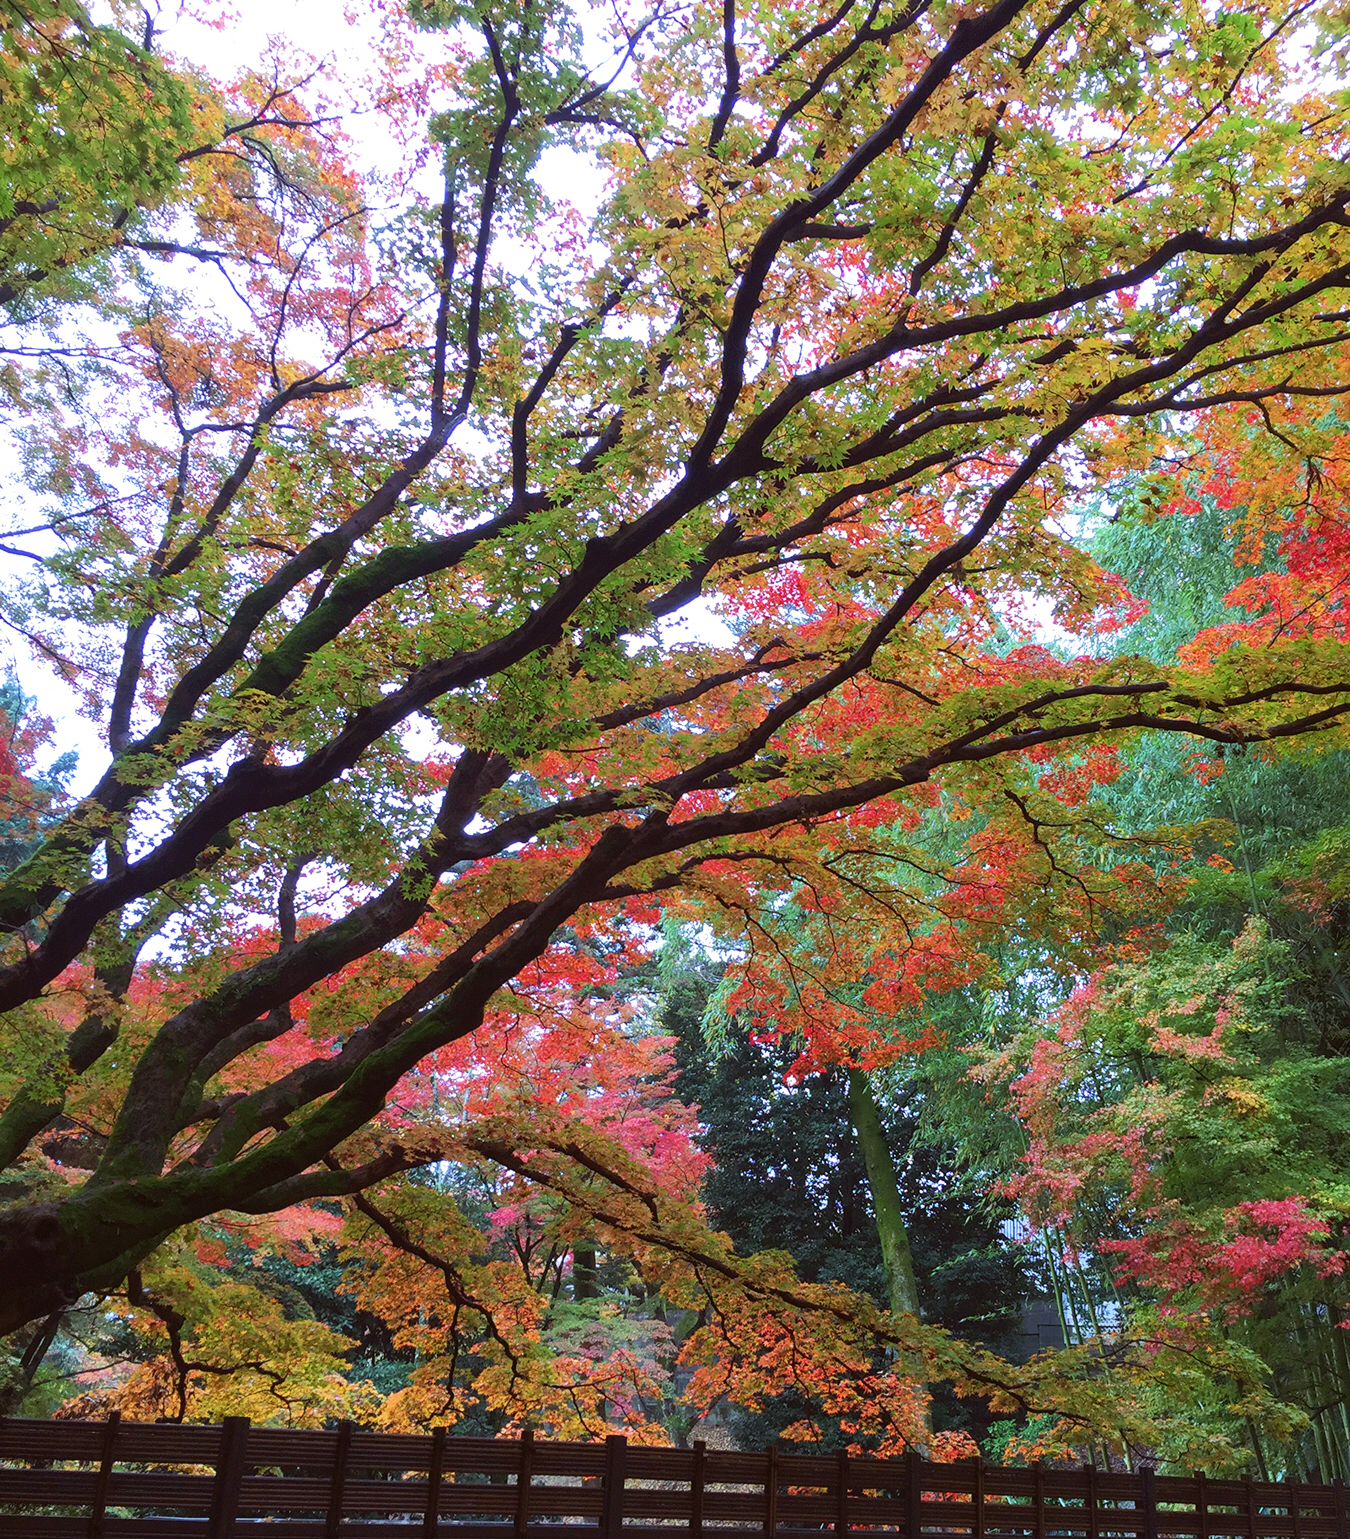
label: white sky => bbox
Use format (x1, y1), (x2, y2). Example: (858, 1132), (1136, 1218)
(161, 0), (388, 97)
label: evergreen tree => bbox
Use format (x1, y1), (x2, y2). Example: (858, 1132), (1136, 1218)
(664, 955), (1026, 1449)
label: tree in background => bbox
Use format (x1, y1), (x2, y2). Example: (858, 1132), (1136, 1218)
(957, 418), (1350, 1475)
(665, 937), (1027, 1452)
(0, 674), (75, 1409)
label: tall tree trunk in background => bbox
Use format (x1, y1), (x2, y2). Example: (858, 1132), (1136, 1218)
(847, 1067), (932, 1446)
(573, 1246), (598, 1300)
(572, 1245), (605, 1426)
(846, 1070), (922, 1318)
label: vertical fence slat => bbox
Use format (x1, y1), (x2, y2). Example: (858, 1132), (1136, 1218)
(1195, 1469), (1208, 1539)
(1246, 1477), (1259, 1539)
(906, 1449), (922, 1539)
(86, 1410), (120, 1539)
(207, 1415), (249, 1539)
(691, 1439), (706, 1539)
(601, 1433), (627, 1539)
(764, 1442), (779, 1539)
(513, 1427), (534, 1539)
(1334, 1480), (1347, 1539)
(1086, 1459), (1098, 1539)
(836, 1448), (849, 1537)
(424, 1425), (447, 1539)
(1034, 1461), (1045, 1539)
(1292, 1480), (1302, 1539)
(974, 1459), (985, 1539)
(325, 1418), (354, 1539)
(1141, 1465), (1158, 1539)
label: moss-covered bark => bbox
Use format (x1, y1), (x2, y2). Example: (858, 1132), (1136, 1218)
(847, 1067), (932, 1446)
(846, 1068), (921, 1319)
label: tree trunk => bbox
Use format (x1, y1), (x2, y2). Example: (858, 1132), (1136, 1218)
(573, 1245), (598, 1300)
(846, 1067), (931, 1447)
(846, 1069), (921, 1318)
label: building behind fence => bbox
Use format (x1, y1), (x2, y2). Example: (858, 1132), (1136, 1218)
(1, 1415), (1348, 1539)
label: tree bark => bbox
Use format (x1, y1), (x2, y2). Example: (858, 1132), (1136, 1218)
(847, 1067), (932, 1446)
(573, 1245), (598, 1300)
(846, 1069), (921, 1319)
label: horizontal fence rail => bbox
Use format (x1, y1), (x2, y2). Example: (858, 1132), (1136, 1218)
(1, 1416), (1348, 1539)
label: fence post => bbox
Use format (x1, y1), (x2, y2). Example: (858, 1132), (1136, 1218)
(691, 1440), (706, 1539)
(1141, 1464), (1159, 1539)
(836, 1448), (849, 1538)
(1195, 1469), (1209, 1539)
(1334, 1480), (1347, 1539)
(763, 1442), (779, 1539)
(424, 1425), (447, 1539)
(905, 1449), (922, 1539)
(325, 1419), (355, 1539)
(1292, 1479), (1303, 1539)
(513, 1427), (534, 1539)
(1034, 1461), (1046, 1539)
(601, 1433), (627, 1539)
(207, 1416), (249, 1539)
(973, 1459), (985, 1539)
(87, 1410), (120, 1539)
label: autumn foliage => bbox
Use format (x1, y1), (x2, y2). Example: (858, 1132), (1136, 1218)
(2, 0), (1350, 1474)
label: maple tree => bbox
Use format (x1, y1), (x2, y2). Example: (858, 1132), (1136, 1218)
(666, 408), (1350, 1469)
(41, 996), (704, 1434)
(945, 442), (1350, 1474)
(4, 0), (1350, 1454)
(0, 2), (196, 313)
(979, 917), (1350, 1472)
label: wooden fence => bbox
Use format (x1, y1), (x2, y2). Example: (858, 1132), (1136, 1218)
(1, 1415), (1348, 1539)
